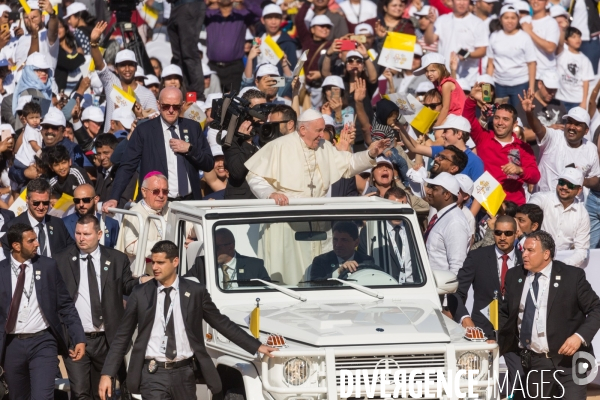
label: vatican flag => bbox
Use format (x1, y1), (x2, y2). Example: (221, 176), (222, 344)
(47, 193), (75, 218)
(9, 189), (28, 216)
(109, 85), (136, 110)
(183, 103), (207, 130)
(383, 93), (439, 134)
(481, 291), (499, 331)
(378, 32), (416, 71)
(138, 3), (159, 28)
(259, 36), (284, 66)
(249, 299), (260, 338)
(472, 171), (506, 217)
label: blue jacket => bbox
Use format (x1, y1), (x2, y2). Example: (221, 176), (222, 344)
(62, 212), (120, 248)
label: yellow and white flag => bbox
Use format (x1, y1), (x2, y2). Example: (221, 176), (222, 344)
(473, 171), (507, 217)
(19, 0), (30, 14)
(259, 35), (284, 66)
(480, 294), (499, 330)
(183, 103), (207, 130)
(109, 85), (136, 110)
(47, 193), (75, 218)
(138, 3), (159, 28)
(9, 189), (28, 216)
(378, 32), (416, 71)
(383, 93), (439, 134)
(245, 300), (260, 339)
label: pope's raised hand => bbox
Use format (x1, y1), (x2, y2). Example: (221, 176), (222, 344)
(367, 139), (391, 158)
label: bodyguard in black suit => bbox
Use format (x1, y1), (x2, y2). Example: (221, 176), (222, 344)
(103, 87), (213, 212)
(499, 231), (600, 399)
(1, 179), (74, 257)
(0, 223), (86, 399)
(55, 214), (150, 400)
(98, 241), (276, 400)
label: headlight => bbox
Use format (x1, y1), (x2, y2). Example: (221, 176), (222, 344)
(283, 358), (309, 386)
(456, 352), (481, 372)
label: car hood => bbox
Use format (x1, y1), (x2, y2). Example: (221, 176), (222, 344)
(223, 299), (451, 346)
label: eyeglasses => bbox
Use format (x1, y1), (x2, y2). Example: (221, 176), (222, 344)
(144, 188), (169, 196)
(423, 102), (442, 110)
(494, 230), (515, 237)
(160, 103), (182, 111)
(347, 58), (363, 64)
(558, 179), (578, 190)
(434, 153), (453, 163)
(73, 197), (93, 204)
(31, 200), (50, 207)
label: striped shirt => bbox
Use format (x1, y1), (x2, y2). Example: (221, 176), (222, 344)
(97, 66), (158, 133)
(49, 166), (91, 197)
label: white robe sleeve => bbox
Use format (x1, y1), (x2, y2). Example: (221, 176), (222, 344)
(343, 150), (377, 178)
(247, 172), (277, 199)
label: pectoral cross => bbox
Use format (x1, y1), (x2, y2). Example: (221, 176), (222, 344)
(308, 180), (316, 197)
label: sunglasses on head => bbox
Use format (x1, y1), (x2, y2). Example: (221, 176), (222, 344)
(31, 200), (50, 207)
(558, 179), (578, 190)
(494, 230), (515, 237)
(144, 188), (169, 196)
(73, 197), (93, 204)
(160, 103), (182, 111)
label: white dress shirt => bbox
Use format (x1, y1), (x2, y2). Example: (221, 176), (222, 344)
(495, 246), (516, 278)
(426, 202), (471, 275)
(10, 257), (49, 334)
(518, 263), (552, 353)
(145, 277), (193, 361)
(27, 212), (50, 257)
(218, 255), (238, 289)
(159, 117), (191, 198)
(386, 221), (413, 283)
(529, 191), (590, 268)
(75, 246), (103, 333)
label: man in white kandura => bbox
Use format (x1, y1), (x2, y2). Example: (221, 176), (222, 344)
(245, 109), (390, 203)
(244, 109), (389, 285)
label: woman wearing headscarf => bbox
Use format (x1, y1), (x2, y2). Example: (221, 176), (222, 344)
(12, 52), (54, 116)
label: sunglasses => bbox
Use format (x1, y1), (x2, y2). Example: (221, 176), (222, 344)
(347, 58), (363, 65)
(160, 103), (182, 111)
(558, 179), (578, 190)
(434, 153), (453, 163)
(423, 102), (442, 110)
(144, 188), (169, 196)
(494, 230), (515, 237)
(73, 197), (93, 204)
(31, 200), (50, 207)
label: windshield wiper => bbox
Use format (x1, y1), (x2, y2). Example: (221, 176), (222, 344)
(328, 278), (384, 299)
(250, 279), (307, 302)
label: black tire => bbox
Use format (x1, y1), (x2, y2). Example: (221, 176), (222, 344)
(224, 387), (246, 400)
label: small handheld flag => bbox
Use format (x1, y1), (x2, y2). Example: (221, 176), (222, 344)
(259, 36), (284, 66)
(472, 171), (507, 217)
(250, 298), (260, 338)
(378, 32), (416, 71)
(489, 290), (499, 331)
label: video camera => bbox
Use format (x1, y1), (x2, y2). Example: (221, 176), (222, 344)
(211, 92), (279, 148)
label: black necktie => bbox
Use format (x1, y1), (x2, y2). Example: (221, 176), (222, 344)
(162, 287), (177, 359)
(5, 264), (26, 333)
(520, 272), (542, 349)
(393, 225), (403, 257)
(86, 255), (103, 328)
(37, 222), (46, 256)
(168, 125), (190, 197)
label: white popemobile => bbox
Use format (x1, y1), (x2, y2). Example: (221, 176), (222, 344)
(111, 197), (499, 400)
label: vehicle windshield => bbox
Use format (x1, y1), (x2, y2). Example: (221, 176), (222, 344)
(208, 216), (425, 292)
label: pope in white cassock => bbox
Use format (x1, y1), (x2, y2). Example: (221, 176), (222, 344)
(244, 109), (390, 284)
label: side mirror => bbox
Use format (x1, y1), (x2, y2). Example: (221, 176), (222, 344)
(432, 270), (458, 295)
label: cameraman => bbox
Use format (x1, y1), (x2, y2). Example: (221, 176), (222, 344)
(223, 90), (266, 200)
(266, 105), (297, 136)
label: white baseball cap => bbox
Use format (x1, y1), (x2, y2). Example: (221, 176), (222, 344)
(16, 95), (33, 112)
(210, 144), (224, 157)
(423, 172), (461, 196)
(81, 106), (104, 123)
(135, 65), (145, 78)
(541, 71), (560, 89)
(262, 4), (283, 16)
(374, 156), (393, 168)
(414, 52), (446, 76)
(203, 93), (223, 111)
(162, 64), (183, 78)
(41, 107), (66, 127)
(256, 63), (280, 77)
(433, 114), (471, 133)
(202, 63), (214, 76)
(322, 75), (345, 89)
(455, 174), (474, 196)
(562, 106), (591, 127)
(414, 43), (423, 57)
(26, 52), (51, 70)
(144, 74), (160, 86)
(310, 14), (333, 27)
(115, 49), (137, 65)
(550, 5), (569, 18)
(0, 5), (11, 15)
(476, 74), (495, 86)
(514, 1), (531, 13)
(416, 81), (435, 93)
(322, 114), (335, 126)
(63, 2), (87, 19)
(346, 50), (363, 60)
(414, 5), (433, 16)
(457, 78), (471, 92)
(354, 23), (374, 35)
(111, 107), (135, 130)
(20, 0), (39, 12)
(500, 4), (519, 16)
(558, 168), (584, 187)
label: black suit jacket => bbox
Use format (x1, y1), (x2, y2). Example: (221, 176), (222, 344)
(1, 212), (75, 257)
(0, 209), (15, 227)
(54, 245), (138, 345)
(110, 117), (214, 201)
(101, 278), (262, 394)
(331, 176), (359, 197)
(185, 253), (270, 285)
(448, 246), (524, 338)
(310, 250), (374, 280)
(223, 137), (258, 200)
(0, 256), (86, 363)
(499, 260), (600, 369)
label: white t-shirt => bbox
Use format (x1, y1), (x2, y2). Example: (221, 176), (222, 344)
(14, 29), (59, 71)
(555, 49), (595, 104)
(15, 125), (42, 167)
(434, 13), (489, 86)
(529, 16), (560, 79)
(571, 0), (590, 41)
(535, 127), (600, 193)
(338, 0), (378, 24)
(487, 29), (537, 86)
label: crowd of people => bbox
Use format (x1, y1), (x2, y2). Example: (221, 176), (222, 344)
(0, 0), (597, 397)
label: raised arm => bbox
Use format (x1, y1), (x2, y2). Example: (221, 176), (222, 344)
(39, 0), (58, 45)
(397, 124), (433, 157)
(89, 21), (108, 72)
(518, 89), (546, 141)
